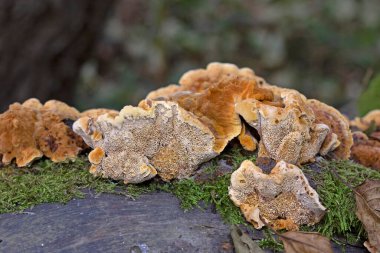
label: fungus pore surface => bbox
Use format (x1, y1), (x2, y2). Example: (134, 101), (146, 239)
(229, 160), (326, 230)
(73, 101), (218, 183)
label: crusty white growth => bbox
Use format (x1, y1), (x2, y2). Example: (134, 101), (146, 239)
(229, 160), (326, 230)
(73, 101), (218, 183)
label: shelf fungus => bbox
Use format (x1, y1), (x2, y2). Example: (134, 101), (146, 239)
(229, 160), (326, 230)
(146, 62), (351, 164)
(236, 90), (336, 164)
(146, 62), (258, 100)
(307, 99), (352, 160)
(350, 109), (380, 131)
(73, 101), (218, 183)
(144, 62), (274, 153)
(351, 131), (380, 170)
(350, 111), (380, 170)
(0, 98), (86, 167)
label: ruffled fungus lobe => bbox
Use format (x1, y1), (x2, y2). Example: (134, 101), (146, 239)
(351, 131), (380, 170)
(236, 90), (331, 164)
(308, 99), (352, 159)
(0, 99), (86, 166)
(229, 160), (326, 230)
(145, 62), (349, 164)
(238, 124), (258, 151)
(81, 108), (119, 119)
(350, 109), (380, 131)
(146, 62), (262, 99)
(0, 103), (43, 166)
(73, 101), (218, 183)
(167, 77), (272, 153)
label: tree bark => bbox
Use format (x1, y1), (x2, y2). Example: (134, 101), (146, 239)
(0, 0), (115, 112)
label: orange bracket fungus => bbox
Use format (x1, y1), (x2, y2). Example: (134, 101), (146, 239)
(0, 99), (117, 167)
(349, 110), (380, 170)
(146, 62), (351, 165)
(143, 63), (274, 153)
(0, 98), (85, 166)
(350, 109), (380, 131)
(229, 160), (326, 230)
(235, 89), (342, 164)
(73, 101), (218, 183)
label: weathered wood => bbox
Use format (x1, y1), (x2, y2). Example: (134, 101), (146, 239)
(0, 192), (233, 253)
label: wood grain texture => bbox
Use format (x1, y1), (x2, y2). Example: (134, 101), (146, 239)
(0, 192), (233, 253)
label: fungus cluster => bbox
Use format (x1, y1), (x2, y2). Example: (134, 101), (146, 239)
(144, 62), (351, 165)
(0, 98), (116, 166)
(73, 64), (351, 184)
(0, 62), (356, 231)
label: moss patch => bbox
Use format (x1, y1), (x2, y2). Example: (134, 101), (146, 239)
(302, 159), (380, 244)
(0, 157), (122, 213)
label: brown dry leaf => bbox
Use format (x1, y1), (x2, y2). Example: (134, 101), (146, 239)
(279, 231), (333, 253)
(355, 179), (380, 253)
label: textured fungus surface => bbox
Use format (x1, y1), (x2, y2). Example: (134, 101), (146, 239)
(236, 90), (332, 164)
(308, 99), (353, 160)
(73, 101), (218, 183)
(146, 62), (259, 100)
(349, 110), (380, 170)
(144, 65), (274, 153)
(146, 62), (350, 164)
(350, 109), (380, 131)
(229, 160), (326, 230)
(351, 131), (380, 170)
(161, 77), (273, 153)
(0, 99), (86, 167)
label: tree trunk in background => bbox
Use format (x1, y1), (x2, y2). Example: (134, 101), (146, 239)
(0, 0), (115, 112)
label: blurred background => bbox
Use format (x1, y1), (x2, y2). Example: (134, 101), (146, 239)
(1, 0), (379, 116)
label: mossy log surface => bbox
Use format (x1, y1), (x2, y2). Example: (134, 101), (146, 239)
(0, 147), (378, 252)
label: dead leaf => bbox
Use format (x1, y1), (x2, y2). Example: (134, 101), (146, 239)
(230, 225), (264, 253)
(355, 179), (380, 253)
(279, 231), (333, 253)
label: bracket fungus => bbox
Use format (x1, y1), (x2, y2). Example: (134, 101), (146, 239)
(236, 90), (335, 164)
(73, 101), (218, 183)
(145, 62), (351, 164)
(350, 109), (380, 131)
(144, 63), (274, 153)
(229, 160), (326, 230)
(350, 111), (380, 170)
(0, 98), (86, 167)
(351, 131), (380, 170)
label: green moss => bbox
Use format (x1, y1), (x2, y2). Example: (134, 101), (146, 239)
(257, 228), (284, 252)
(0, 157), (122, 214)
(302, 159), (380, 242)
(358, 74), (380, 116)
(164, 174), (246, 224)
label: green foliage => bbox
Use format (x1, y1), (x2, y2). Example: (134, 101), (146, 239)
(303, 159), (380, 242)
(358, 74), (380, 116)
